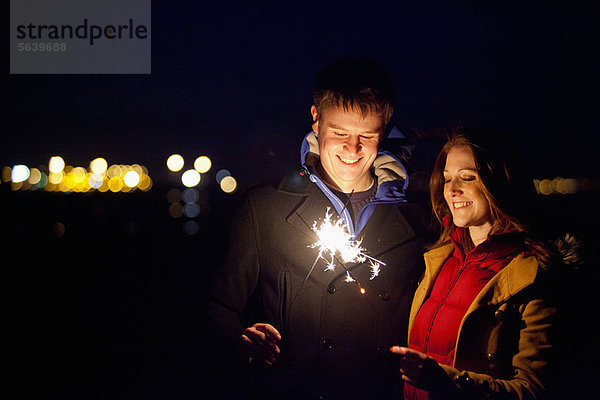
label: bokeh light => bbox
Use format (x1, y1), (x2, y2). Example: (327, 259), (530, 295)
(220, 175), (237, 193)
(28, 168), (42, 185)
(182, 188), (199, 203)
(2, 166), (12, 182)
(167, 188), (182, 203)
(183, 220), (200, 235)
(11, 165), (30, 183)
(216, 169), (231, 183)
(183, 203), (201, 218)
(181, 169), (201, 187)
(194, 156), (212, 173)
(49, 156), (65, 173)
(124, 170), (140, 187)
(168, 203), (183, 218)
(90, 158), (108, 174)
(138, 174), (152, 191)
(167, 154), (184, 172)
(108, 176), (124, 192)
(89, 173), (104, 189)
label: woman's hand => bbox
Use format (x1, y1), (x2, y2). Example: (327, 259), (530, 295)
(390, 346), (453, 393)
(240, 323), (282, 365)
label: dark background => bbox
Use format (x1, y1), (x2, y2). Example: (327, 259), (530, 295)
(3, 1), (599, 398)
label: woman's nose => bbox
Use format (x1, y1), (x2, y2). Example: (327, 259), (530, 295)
(448, 180), (463, 195)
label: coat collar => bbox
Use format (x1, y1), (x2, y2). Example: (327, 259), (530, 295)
(409, 242), (540, 341)
(422, 243), (539, 307)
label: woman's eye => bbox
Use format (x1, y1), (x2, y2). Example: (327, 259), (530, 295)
(443, 177), (451, 184)
(461, 176), (476, 181)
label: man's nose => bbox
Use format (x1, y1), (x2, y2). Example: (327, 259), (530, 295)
(344, 136), (361, 154)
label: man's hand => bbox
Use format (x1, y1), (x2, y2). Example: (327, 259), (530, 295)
(240, 323), (282, 365)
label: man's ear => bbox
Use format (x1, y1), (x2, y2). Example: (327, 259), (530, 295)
(310, 105), (319, 133)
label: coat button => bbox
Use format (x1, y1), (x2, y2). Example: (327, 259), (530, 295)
(487, 353), (497, 364)
(327, 284), (336, 294)
(322, 339), (333, 351)
(494, 309), (504, 321)
(379, 290), (390, 301)
(455, 372), (474, 388)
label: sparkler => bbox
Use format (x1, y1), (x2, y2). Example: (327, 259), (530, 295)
(308, 208), (386, 293)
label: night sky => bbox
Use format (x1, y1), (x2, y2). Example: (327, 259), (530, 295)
(5, 1), (599, 186)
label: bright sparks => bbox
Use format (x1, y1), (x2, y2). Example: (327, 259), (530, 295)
(310, 208), (386, 283)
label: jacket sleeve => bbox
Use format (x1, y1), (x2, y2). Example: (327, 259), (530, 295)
(200, 191), (262, 353)
(438, 297), (556, 400)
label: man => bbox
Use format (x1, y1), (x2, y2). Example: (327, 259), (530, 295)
(202, 57), (427, 399)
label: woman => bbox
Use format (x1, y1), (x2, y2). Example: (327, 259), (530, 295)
(391, 132), (557, 399)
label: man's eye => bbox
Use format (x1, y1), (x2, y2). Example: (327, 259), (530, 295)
(334, 132), (346, 137)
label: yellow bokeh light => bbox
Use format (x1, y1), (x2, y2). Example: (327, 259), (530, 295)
(2, 166), (12, 182)
(90, 158), (108, 174)
(194, 156), (212, 173)
(124, 170), (140, 187)
(108, 176), (124, 192)
(49, 156), (65, 173)
(28, 168), (42, 185)
(181, 169), (201, 187)
(167, 154), (184, 172)
(107, 164), (123, 178)
(48, 171), (63, 184)
(70, 167), (87, 185)
(220, 176), (237, 193)
(138, 174), (152, 191)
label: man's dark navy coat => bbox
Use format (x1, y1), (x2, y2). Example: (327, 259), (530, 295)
(203, 135), (428, 399)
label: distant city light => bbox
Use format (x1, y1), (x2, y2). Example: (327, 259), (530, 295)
(168, 202), (183, 218)
(49, 156), (65, 173)
(181, 169), (201, 187)
(220, 175), (237, 193)
(216, 169), (231, 183)
(90, 158), (108, 174)
(167, 154), (184, 172)
(89, 173), (103, 189)
(138, 174), (152, 191)
(182, 188), (199, 203)
(183, 202), (201, 218)
(28, 168), (42, 185)
(124, 170), (141, 187)
(2, 166), (12, 182)
(48, 171), (64, 185)
(183, 220), (200, 235)
(194, 156), (212, 173)
(11, 165), (30, 183)
(108, 176), (124, 192)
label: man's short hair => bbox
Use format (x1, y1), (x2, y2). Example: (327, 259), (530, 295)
(313, 57), (395, 125)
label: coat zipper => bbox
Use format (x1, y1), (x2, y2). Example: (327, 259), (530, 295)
(421, 260), (468, 354)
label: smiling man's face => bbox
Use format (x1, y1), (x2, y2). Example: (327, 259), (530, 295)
(313, 105), (384, 193)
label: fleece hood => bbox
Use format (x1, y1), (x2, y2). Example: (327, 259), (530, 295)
(299, 131), (409, 236)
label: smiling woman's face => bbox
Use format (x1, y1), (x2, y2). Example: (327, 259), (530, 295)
(443, 145), (492, 233)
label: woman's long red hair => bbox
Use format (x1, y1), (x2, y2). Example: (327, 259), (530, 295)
(429, 131), (550, 264)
